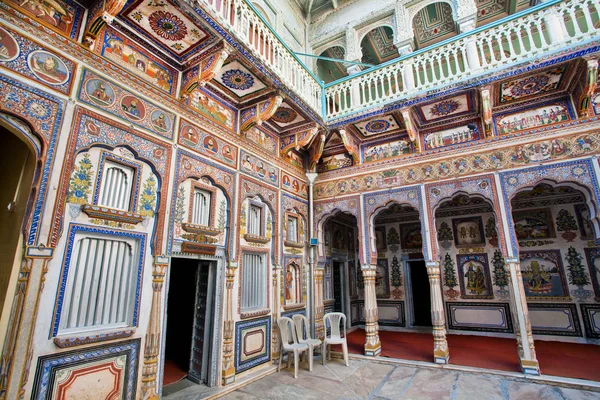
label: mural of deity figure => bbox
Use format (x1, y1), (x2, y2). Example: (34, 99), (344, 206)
(465, 263), (486, 295)
(285, 267), (294, 302)
(523, 260), (552, 293)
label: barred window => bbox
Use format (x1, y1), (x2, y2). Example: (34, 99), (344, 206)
(241, 253), (267, 311)
(192, 189), (211, 226)
(248, 204), (262, 236)
(98, 161), (134, 210)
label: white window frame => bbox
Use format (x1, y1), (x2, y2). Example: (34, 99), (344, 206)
(248, 203), (263, 236)
(241, 252), (267, 312)
(98, 160), (135, 211)
(287, 215), (299, 242)
(58, 231), (141, 335)
(192, 188), (212, 226)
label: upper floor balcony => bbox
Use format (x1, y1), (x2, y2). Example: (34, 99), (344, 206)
(194, 0), (600, 124)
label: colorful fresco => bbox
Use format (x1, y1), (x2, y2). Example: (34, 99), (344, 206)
(422, 123), (481, 150)
(363, 138), (411, 163)
(583, 248), (600, 301)
(317, 153), (353, 172)
(497, 66), (566, 103)
(452, 217), (485, 247)
(519, 250), (570, 299)
(0, 26), (75, 94)
(574, 203), (594, 240)
(188, 88), (236, 131)
(214, 60), (267, 98)
(235, 317), (271, 372)
(495, 100), (573, 135)
(240, 150), (279, 187)
(456, 254), (493, 299)
(100, 27), (177, 95)
(2, 0), (84, 40)
(269, 101), (310, 130)
(245, 126), (277, 155)
(416, 92), (473, 123)
(123, 0), (209, 56)
(282, 172), (308, 198)
(78, 69), (175, 139)
(512, 208), (555, 241)
(283, 149), (304, 170)
(178, 119), (238, 168)
(400, 223), (423, 250)
(353, 114), (401, 136)
(375, 259), (390, 297)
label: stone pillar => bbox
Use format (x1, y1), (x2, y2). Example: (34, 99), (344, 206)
(459, 19), (481, 71)
(314, 267), (325, 340)
(542, 10), (566, 44)
(505, 257), (540, 375)
(141, 257), (169, 400)
(362, 267), (381, 356)
(425, 260), (449, 364)
(222, 261), (237, 385)
(272, 264), (281, 359)
(402, 62), (415, 92)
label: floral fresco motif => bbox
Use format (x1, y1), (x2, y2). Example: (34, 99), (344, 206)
(100, 27), (176, 94)
(519, 250), (569, 299)
(498, 66), (566, 103)
(214, 61), (266, 98)
(495, 102), (572, 135)
(457, 253), (493, 299)
(271, 107), (297, 123)
(353, 115), (401, 136)
(67, 153), (93, 205)
(430, 99), (459, 117)
(124, 0), (208, 55)
(221, 69), (254, 90)
(138, 175), (157, 217)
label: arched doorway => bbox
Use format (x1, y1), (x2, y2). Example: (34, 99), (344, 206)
(0, 121), (38, 338)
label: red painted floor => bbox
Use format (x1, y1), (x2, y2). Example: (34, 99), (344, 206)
(163, 359), (188, 386)
(342, 329), (600, 382)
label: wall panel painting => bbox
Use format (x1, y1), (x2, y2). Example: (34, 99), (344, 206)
(178, 118), (238, 168)
(400, 222), (422, 250)
(1, 0), (85, 40)
(580, 304), (600, 339)
(78, 68), (175, 139)
(452, 216), (484, 247)
(240, 150), (279, 187)
(0, 25), (75, 94)
(512, 208), (555, 241)
(422, 122), (481, 150)
(189, 88), (236, 131)
(494, 100), (573, 135)
(456, 253), (493, 299)
(99, 26), (177, 95)
(416, 92), (474, 123)
(235, 317), (271, 373)
(363, 138), (411, 163)
(497, 66), (567, 104)
(575, 204), (595, 240)
(281, 172), (307, 198)
(584, 248), (600, 301)
(376, 258), (390, 298)
(519, 250), (570, 300)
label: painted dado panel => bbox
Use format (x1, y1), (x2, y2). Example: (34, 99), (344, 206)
(235, 317), (271, 373)
(580, 304), (600, 339)
(528, 303), (582, 337)
(446, 302), (513, 333)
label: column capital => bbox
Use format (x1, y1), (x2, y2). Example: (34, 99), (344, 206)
(228, 261), (239, 269)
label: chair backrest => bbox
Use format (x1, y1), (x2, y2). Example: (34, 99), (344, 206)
(292, 314), (310, 341)
(323, 312), (346, 340)
(277, 316), (298, 348)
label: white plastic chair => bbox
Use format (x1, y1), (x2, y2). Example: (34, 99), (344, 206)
(322, 312), (349, 366)
(292, 314), (322, 371)
(277, 316), (309, 378)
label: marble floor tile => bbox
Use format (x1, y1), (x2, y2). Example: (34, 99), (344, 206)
(375, 365), (418, 399)
(507, 382), (565, 400)
(400, 368), (459, 400)
(454, 374), (504, 400)
(341, 361), (394, 399)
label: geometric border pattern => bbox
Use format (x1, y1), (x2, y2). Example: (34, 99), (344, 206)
(32, 339), (140, 400)
(579, 303), (600, 339)
(234, 316), (271, 373)
(446, 302), (514, 333)
(376, 300), (406, 327)
(528, 303), (582, 337)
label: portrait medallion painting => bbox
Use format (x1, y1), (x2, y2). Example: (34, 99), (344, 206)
(0, 27), (19, 62)
(150, 110), (171, 133)
(456, 253), (493, 299)
(376, 258), (390, 298)
(512, 208), (555, 241)
(120, 95), (146, 121)
(85, 79), (116, 107)
(400, 223), (423, 250)
(519, 250), (570, 300)
(180, 125), (199, 144)
(27, 50), (69, 85)
(202, 135), (219, 154)
(575, 203), (595, 240)
(452, 217), (485, 247)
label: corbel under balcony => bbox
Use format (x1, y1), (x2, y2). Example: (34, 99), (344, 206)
(243, 234), (270, 244)
(181, 222), (223, 236)
(81, 204), (145, 225)
(284, 240), (305, 248)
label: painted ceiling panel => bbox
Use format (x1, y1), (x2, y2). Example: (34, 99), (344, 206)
(352, 114), (402, 137)
(415, 92), (476, 125)
(214, 60), (267, 98)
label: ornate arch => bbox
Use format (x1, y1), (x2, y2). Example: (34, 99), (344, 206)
(425, 174), (507, 260)
(363, 186), (424, 263)
(499, 159), (600, 255)
(314, 196), (361, 262)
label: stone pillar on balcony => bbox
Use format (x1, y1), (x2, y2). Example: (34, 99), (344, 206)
(459, 18), (481, 71)
(222, 261), (238, 385)
(540, 0), (566, 44)
(362, 266), (381, 356)
(393, 3), (414, 55)
(345, 25), (362, 75)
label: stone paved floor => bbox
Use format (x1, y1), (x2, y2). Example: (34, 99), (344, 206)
(217, 359), (600, 400)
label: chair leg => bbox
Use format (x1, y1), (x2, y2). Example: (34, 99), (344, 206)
(294, 351), (299, 379)
(278, 349), (283, 372)
(287, 351), (291, 368)
(328, 344), (331, 361)
(342, 342), (349, 367)
(308, 346), (314, 372)
(322, 342), (326, 366)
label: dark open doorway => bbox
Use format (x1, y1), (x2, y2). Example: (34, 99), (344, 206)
(333, 261), (343, 312)
(164, 258), (215, 387)
(408, 260), (432, 327)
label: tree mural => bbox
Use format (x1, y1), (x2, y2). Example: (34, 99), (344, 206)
(556, 209), (578, 242)
(438, 222), (453, 249)
(565, 246), (592, 301)
(492, 249), (509, 299)
(443, 253), (459, 300)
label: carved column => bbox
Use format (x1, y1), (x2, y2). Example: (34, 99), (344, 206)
(362, 267), (381, 356)
(480, 87), (493, 137)
(271, 264), (281, 359)
(314, 267), (325, 340)
(393, 3), (413, 54)
(425, 261), (449, 364)
(459, 19), (481, 71)
(141, 257), (169, 400)
(540, 1), (566, 45)
(0, 246), (53, 400)
(222, 261), (237, 385)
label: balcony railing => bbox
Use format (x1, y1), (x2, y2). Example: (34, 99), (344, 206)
(195, 0), (323, 115)
(324, 0), (600, 121)
(193, 0), (599, 123)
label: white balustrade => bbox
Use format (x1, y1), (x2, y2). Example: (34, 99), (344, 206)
(324, 0), (600, 120)
(195, 0), (322, 115)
